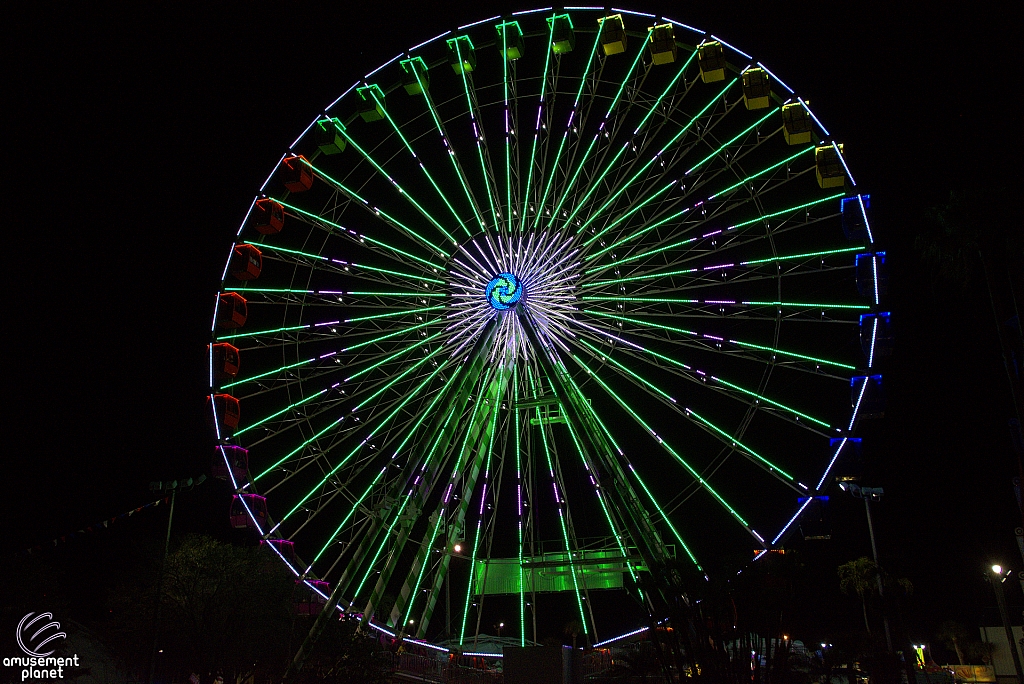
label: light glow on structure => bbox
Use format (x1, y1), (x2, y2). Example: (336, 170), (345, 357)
(210, 7), (875, 656)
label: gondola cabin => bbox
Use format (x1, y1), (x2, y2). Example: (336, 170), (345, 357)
(548, 14), (575, 54)
(295, 579), (330, 616)
(314, 118), (347, 155)
(207, 394), (240, 436)
(598, 14), (626, 56)
(217, 292), (247, 329)
(815, 144), (845, 189)
(210, 342), (240, 380)
(698, 41), (726, 83)
(356, 85), (386, 122)
(447, 35), (476, 74)
(281, 155), (313, 192)
(649, 24), (676, 65)
(230, 494), (268, 531)
(229, 244), (262, 281)
(211, 445), (248, 482)
(400, 57), (429, 95)
(261, 539), (297, 563)
(741, 68), (771, 110)
(252, 198), (284, 234)
(781, 103), (812, 145)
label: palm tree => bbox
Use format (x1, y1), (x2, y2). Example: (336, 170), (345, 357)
(563, 618), (583, 650)
(838, 557), (880, 635)
(937, 621), (968, 666)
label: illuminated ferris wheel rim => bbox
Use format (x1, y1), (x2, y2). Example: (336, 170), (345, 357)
(207, 5), (887, 653)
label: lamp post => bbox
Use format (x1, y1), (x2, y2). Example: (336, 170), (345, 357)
(839, 483), (893, 652)
(989, 564), (1024, 682)
(147, 475), (206, 684)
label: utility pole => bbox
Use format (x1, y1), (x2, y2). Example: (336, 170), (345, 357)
(147, 475), (206, 684)
(990, 564), (1024, 683)
(840, 483), (893, 652)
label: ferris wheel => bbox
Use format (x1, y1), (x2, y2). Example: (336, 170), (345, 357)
(207, 7), (888, 652)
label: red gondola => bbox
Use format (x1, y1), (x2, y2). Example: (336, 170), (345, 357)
(229, 244), (262, 281)
(210, 343), (240, 380)
(211, 445), (248, 482)
(282, 155), (313, 192)
(252, 198), (284, 235)
(230, 493), (268, 530)
(217, 292), (247, 329)
(207, 394), (240, 436)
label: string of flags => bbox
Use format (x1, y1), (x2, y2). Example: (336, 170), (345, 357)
(15, 496), (169, 557)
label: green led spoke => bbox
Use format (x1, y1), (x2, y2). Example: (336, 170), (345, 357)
(711, 377), (830, 428)
(457, 375), (497, 644)
(275, 199), (442, 270)
(341, 317), (440, 353)
(576, 338), (674, 403)
(581, 181), (676, 248)
(406, 505), (446, 629)
(730, 191), (846, 231)
(353, 343), (447, 412)
(740, 245), (864, 266)
(564, 370), (622, 454)
(731, 339), (856, 369)
(683, 107), (779, 175)
(329, 126), (458, 246)
(236, 388), (328, 436)
(571, 77), (736, 233)
(310, 467), (386, 565)
(349, 263), (446, 284)
(740, 300), (870, 310)
(299, 160), (450, 257)
(217, 323), (310, 340)
(255, 243), (328, 261)
(584, 191), (845, 274)
(580, 149), (821, 268)
(502, 24), (512, 232)
(562, 418), (644, 586)
(628, 464), (702, 570)
(221, 357), (314, 389)
(224, 287), (317, 294)
(352, 398), (459, 601)
(514, 366), (525, 645)
(516, 16), (556, 232)
(526, 366), (588, 636)
(534, 26), (603, 227)
(271, 359), (451, 522)
(416, 69), (487, 233)
(709, 146), (816, 199)
(547, 36), (649, 224)
(582, 265), (698, 288)
(346, 329), (449, 381)
(454, 39), (498, 227)
(582, 210), (695, 265)
(369, 88), (471, 238)
(585, 245), (864, 289)
(580, 296), (697, 304)
(345, 305), (444, 323)
(347, 291), (446, 298)
(585, 310), (856, 369)
(572, 357), (750, 527)
(685, 409), (794, 479)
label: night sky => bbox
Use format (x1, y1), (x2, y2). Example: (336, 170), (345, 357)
(7, 0), (1020, 655)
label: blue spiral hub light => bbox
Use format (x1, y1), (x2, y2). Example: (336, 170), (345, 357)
(485, 272), (523, 310)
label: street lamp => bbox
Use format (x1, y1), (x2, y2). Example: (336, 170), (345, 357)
(988, 564), (1024, 682)
(838, 482), (892, 652)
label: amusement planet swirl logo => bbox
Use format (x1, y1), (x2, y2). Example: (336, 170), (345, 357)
(3, 612), (79, 682)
